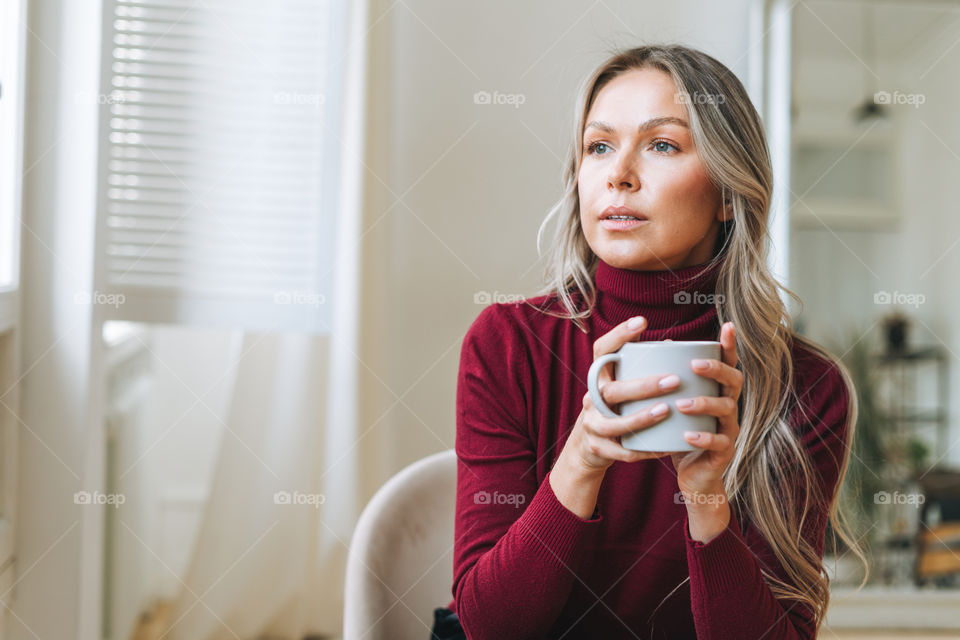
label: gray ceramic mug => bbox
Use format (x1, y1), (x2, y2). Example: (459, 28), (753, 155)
(587, 340), (721, 452)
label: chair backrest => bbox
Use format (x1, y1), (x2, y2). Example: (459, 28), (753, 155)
(343, 449), (457, 640)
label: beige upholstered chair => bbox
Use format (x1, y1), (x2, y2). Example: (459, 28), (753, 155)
(343, 449), (458, 640)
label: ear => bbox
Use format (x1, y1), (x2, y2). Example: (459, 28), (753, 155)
(716, 197), (733, 222)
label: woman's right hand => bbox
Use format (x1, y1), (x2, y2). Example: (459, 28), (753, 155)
(564, 315), (682, 476)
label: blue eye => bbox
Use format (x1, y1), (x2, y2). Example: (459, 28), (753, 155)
(586, 141), (609, 155)
(653, 140), (678, 153)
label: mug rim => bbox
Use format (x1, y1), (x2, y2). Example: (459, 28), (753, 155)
(622, 340), (720, 346)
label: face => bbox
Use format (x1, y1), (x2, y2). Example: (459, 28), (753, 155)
(578, 67), (730, 271)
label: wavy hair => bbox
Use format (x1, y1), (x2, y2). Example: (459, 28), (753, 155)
(530, 44), (868, 634)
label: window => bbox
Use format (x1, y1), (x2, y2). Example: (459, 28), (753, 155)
(94, 0), (346, 332)
(0, 0), (25, 297)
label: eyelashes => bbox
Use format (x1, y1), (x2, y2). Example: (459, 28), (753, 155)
(584, 139), (679, 156)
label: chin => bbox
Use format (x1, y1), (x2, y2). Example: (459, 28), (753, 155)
(595, 246), (669, 271)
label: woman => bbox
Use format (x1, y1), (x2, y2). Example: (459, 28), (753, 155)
(431, 44), (866, 640)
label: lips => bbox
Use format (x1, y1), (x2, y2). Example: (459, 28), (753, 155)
(601, 205), (647, 221)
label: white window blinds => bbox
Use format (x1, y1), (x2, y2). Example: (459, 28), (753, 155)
(94, 0), (344, 332)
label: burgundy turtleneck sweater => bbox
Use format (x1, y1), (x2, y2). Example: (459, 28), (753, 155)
(448, 257), (852, 640)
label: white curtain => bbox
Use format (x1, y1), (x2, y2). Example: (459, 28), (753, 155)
(166, 0), (370, 634)
(166, 331), (331, 639)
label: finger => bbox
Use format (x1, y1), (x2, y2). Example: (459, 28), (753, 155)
(677, 396), (740, 441)
(587, 438), (653, 462)
(600, 373), (680, 405)
(673, 395), (738, 418)
(690, 358), (743, 396)
(592, 316), (648, 392)
(682, 430), (732, 453)
(716, 410), (740, 440)
(585, 437), (670, 464)
(720, 322), (738, 370)
(587, 401), (671, 438)
(592, 316), (647, 362)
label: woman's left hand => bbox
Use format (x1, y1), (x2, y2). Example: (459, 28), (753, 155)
(670, 322), (743, 499)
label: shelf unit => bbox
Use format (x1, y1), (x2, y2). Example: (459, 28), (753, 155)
(871, 346), (957, 586)
(873, 346), (948, 459)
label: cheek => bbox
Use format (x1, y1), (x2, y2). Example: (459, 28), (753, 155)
(657, 163), (718, 219)
(577, 165), (601, 220)
(578, 163), (597, 195)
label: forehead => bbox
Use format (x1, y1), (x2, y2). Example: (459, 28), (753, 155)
(586, 68), (687, 126)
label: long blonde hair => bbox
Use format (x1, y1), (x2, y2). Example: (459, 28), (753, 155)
(531, 44), (868, 633)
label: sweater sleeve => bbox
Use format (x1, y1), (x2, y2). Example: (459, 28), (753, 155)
(683, 351), (853, 640)
(452, 304), (603, 640)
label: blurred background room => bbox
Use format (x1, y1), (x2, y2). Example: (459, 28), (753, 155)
(1, 0), (960, 638)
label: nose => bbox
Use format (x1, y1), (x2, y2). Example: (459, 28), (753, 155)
(607, 152), (639, 191)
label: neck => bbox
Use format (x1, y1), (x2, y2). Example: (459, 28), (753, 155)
(590, 257), (723, 341)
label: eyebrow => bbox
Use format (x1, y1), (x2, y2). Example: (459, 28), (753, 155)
(584, 116), (689, 135)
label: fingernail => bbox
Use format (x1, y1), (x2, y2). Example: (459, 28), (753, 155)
(691, 359), (709, 369)
(627, 316), (645, 330)
(684, 431), (700, 440)
(650, 402), (669, 416)
(659, 374), (680, 389)
(676, 398), (694, 409)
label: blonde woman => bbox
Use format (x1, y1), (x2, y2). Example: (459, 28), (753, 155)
(432, 44), (865, 640)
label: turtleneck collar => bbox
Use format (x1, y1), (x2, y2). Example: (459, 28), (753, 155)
(590, 257), (723, 341)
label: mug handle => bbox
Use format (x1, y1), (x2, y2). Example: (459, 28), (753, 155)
(587, 352), (621, 418)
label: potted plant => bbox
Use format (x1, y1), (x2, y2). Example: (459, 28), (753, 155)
(881, 310), (910, 356)
(822, 325), (898, 584)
